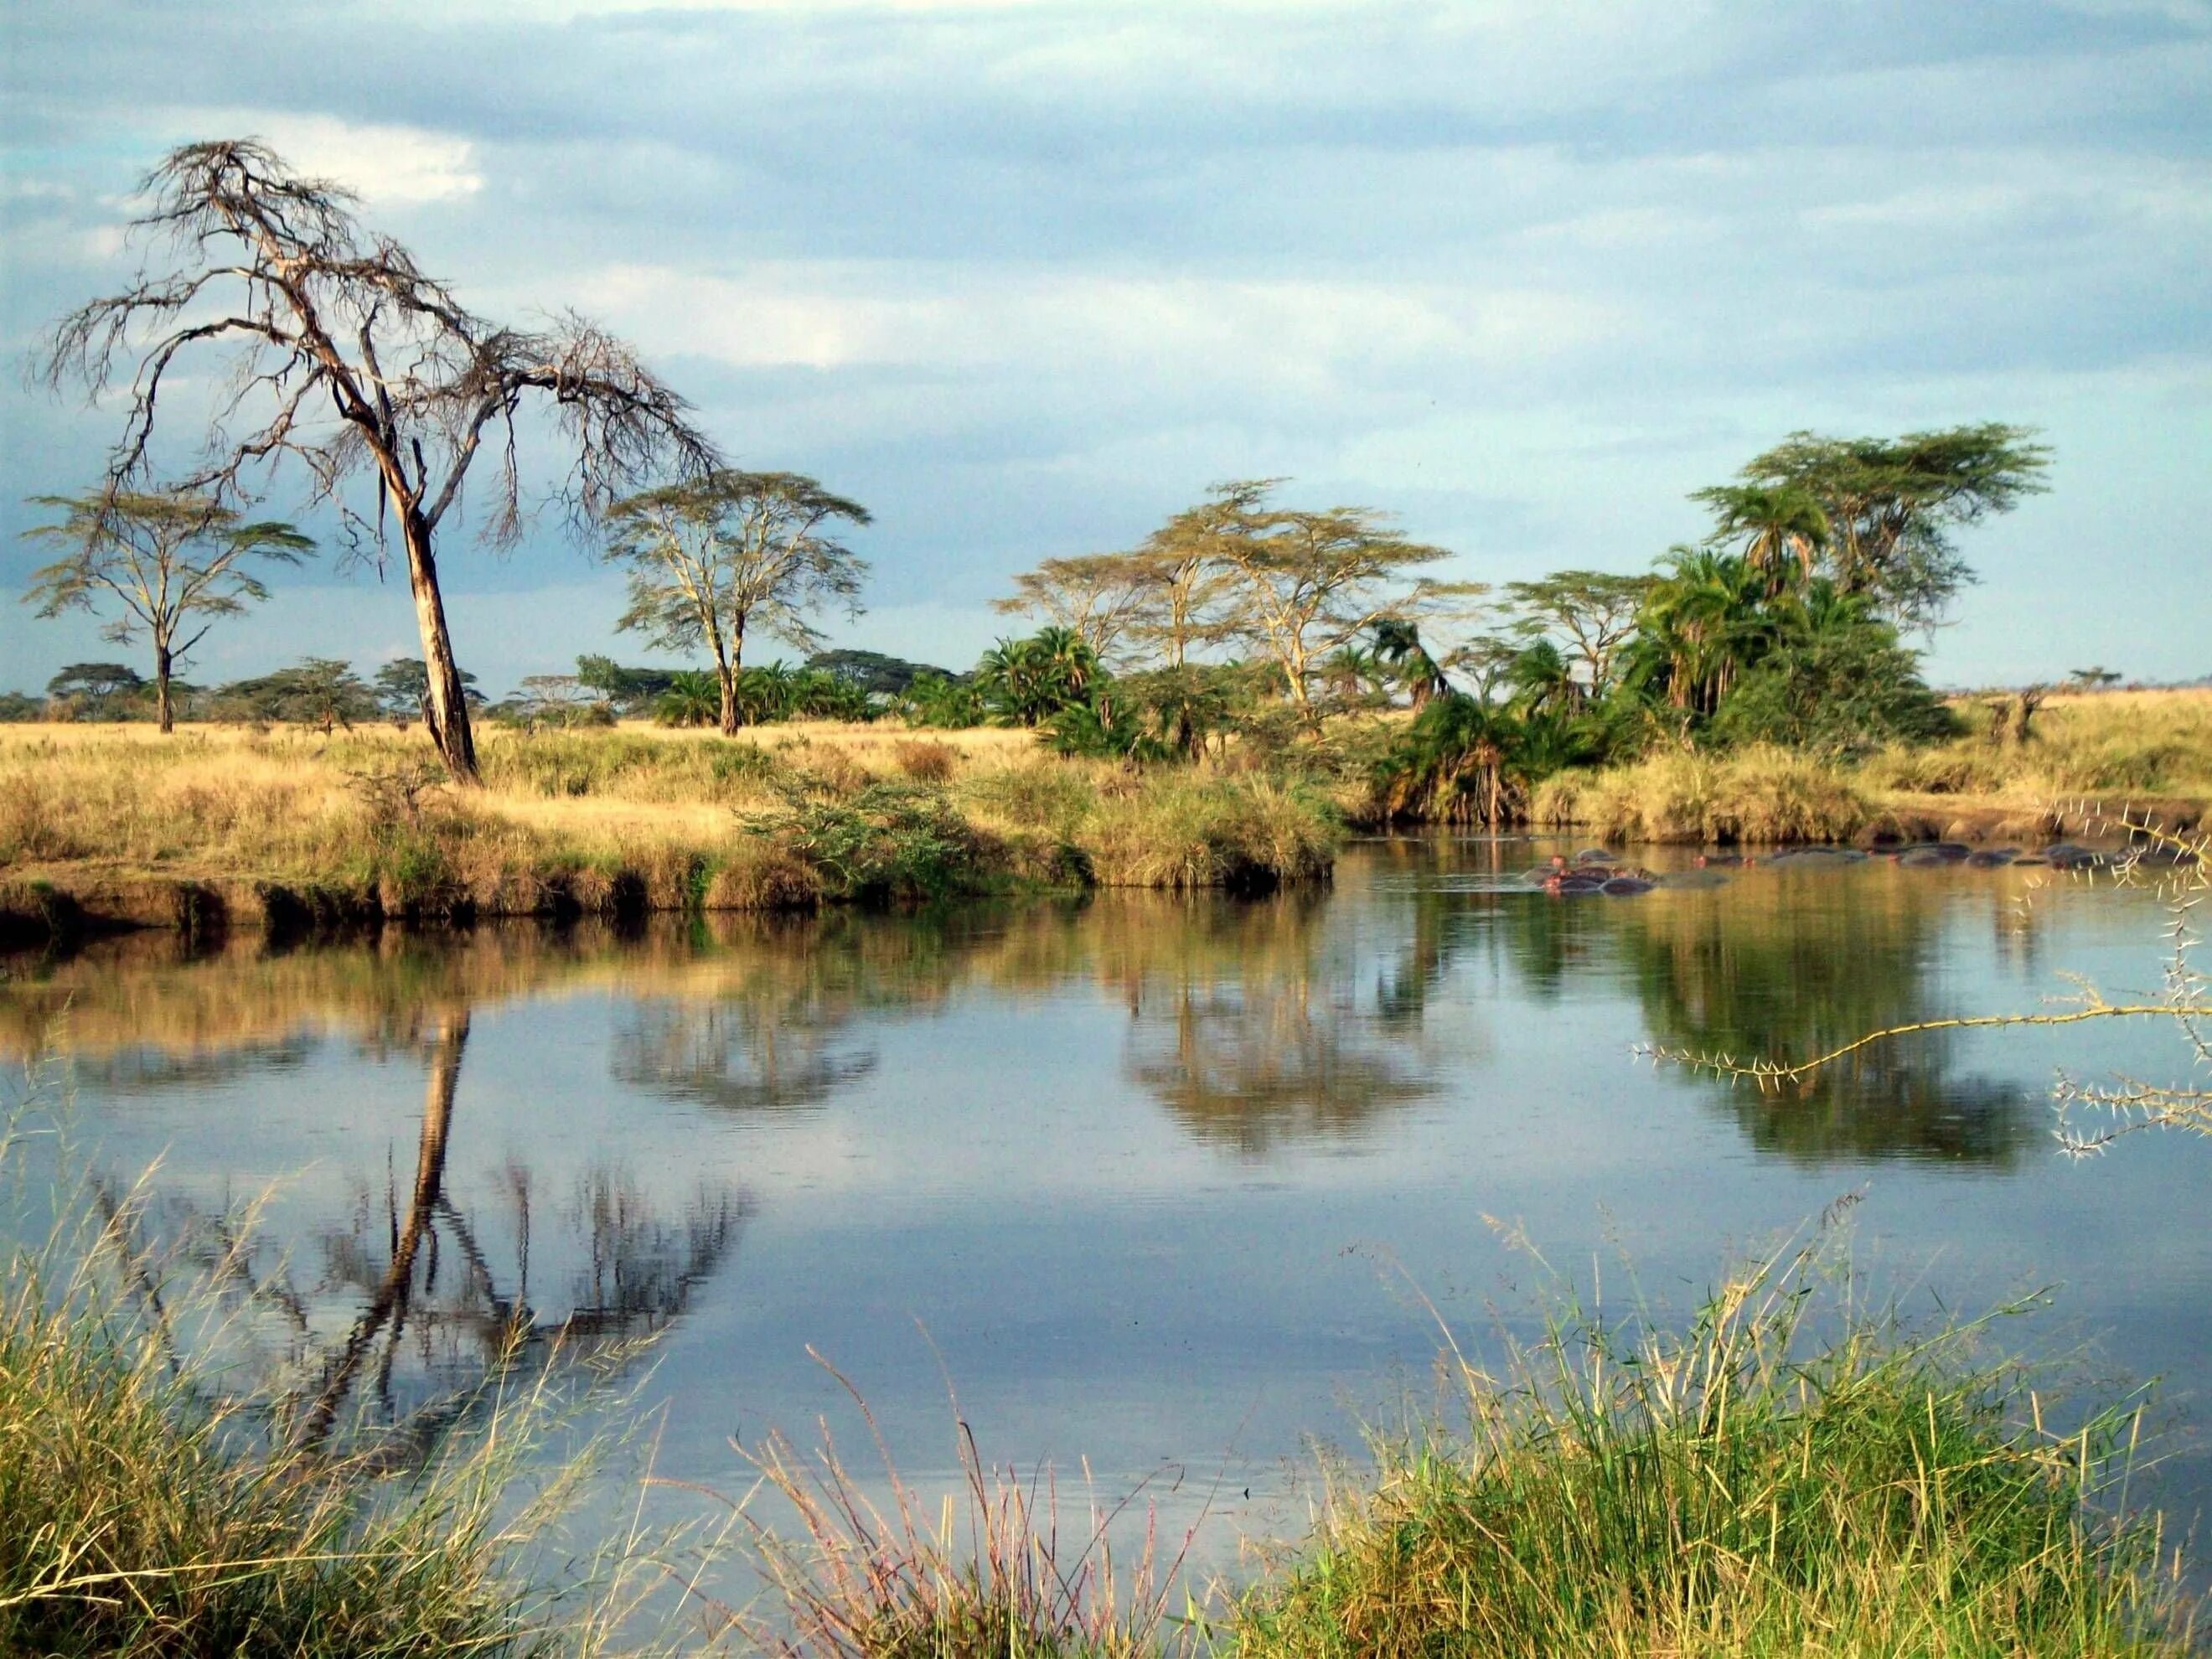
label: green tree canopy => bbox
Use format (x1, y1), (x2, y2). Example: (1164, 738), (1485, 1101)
(212, 660), (379, 730)
(573, 654), (674, 716)
(804, 649), (950, 696)
(373, 658), (483, 719)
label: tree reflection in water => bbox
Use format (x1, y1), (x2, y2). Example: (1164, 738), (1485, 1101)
(85, 1004), (745, 1465)
(1486, 864), (2040, 1166)
(1100, 892), (1440, 1158)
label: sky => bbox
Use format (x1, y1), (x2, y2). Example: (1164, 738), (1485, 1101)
(2, 0), (2208, 697)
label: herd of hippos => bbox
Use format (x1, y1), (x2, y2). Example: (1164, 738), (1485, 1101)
(1527, 840), (2198, 898)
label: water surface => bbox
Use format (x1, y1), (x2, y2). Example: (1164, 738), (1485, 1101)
(6, 836), (2208, 1573)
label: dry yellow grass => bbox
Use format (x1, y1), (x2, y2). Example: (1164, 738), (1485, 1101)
(0, 721), (1339, 934)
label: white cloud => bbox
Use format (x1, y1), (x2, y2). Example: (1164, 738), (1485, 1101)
(153, 111), (484, 207)
(573, 260), (1623, 385)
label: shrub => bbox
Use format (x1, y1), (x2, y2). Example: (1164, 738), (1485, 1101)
(741, 778), (986, 902)
(892, 738), (958, 782)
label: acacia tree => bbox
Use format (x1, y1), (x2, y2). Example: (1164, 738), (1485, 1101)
(990, 553), (1150, 659)
(1501, 571), (1655, 702)
(1125, 519), (1240, 670)
(39, 139), (720, 782)
(23, 490), (312, 731)
(1704, 425), (2049, 625)
(602, 471), (869, 736)
(1177, 480), (1476, 721)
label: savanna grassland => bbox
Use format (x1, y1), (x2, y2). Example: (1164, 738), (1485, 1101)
(0, 717), (1342, 943)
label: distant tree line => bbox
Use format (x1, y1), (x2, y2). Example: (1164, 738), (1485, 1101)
(13, 133), (2065, 820)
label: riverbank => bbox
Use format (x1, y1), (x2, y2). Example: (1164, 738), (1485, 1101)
(7, 691), (2209, 946)
(0, 722), (1337, 944)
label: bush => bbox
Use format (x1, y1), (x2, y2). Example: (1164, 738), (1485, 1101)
(740, 778), (986, 902)
(892, 738), (959, 782)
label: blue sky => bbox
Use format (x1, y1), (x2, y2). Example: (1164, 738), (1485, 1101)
(3, 0), (2208, 695)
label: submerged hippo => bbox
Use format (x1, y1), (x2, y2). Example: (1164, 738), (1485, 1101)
(2041, 843), (2108, 870)
(1695, 852), (1744, 868)
(1574, 848), (1621, 866)
(1657, 868), (1731, 890)
(1543, 869), (1611, 896)
(1897, 843), (1972, 867)
(1765, 846), (1867, 867)
(1600, 876), (1656, 897)
(1966, 847), (2021, 868)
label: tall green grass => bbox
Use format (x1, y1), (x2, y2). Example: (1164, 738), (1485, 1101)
(0, 1098), (721, 1656)
(1221, 1237), (2194, 1656)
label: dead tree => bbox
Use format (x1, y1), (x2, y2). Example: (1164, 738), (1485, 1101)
(39, 139), (721, 783)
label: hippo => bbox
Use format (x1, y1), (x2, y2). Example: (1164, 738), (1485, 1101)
(1574, 848), (1620, 866)
(1696, 852), (1744, 868)
(1766, 846), (1866, 867)
(1600, 876), (1656, 897)
(1544, 870), (1610, 896)
(1967, 847), (2021, 868)
(1896, 845), (1956, 868)
(1657, 868), (1731, 890)
(2041, 844), (2107, 870)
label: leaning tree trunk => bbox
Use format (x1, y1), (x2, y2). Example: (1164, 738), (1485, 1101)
(400, 512), (480, 784)
(153, 641), (175, 733)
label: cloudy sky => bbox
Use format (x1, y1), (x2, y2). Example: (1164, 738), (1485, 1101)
(3, 0), (2207, 695)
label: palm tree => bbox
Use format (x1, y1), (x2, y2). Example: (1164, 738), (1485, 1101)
(1630, 547), (1773, 716)
(1374, 693), (1525, 825)
(1505, 638), (1579, 717)
(654, 669), (721, 727)
(1698, 483), (1830, 595)
(977, 630), (1099, 726)
(733, 662), (798, 724)
(1372, 618), (1450, 708)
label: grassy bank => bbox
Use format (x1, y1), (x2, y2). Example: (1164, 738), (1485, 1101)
(1222, 1250), (2191, 1656)
(12, 1208), (2192, 1656)
(1515, 689), (2212, 847)
(0, 722), (1339, 941)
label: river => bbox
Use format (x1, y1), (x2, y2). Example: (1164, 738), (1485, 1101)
(5, 834), (2207, 1591)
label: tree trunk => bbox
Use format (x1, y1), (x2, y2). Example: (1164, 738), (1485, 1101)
(153, 641), (174, 734)
(401, 513), (479, 784)
(718, 666), (741, 737)
(730, 619), (756, 738)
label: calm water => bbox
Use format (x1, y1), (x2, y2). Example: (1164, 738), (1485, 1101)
(6, 835), (2209, 1574)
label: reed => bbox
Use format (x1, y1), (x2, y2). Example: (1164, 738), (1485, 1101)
(718, 1353), (1189, 1659)
(0, 726), (1343, 934)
